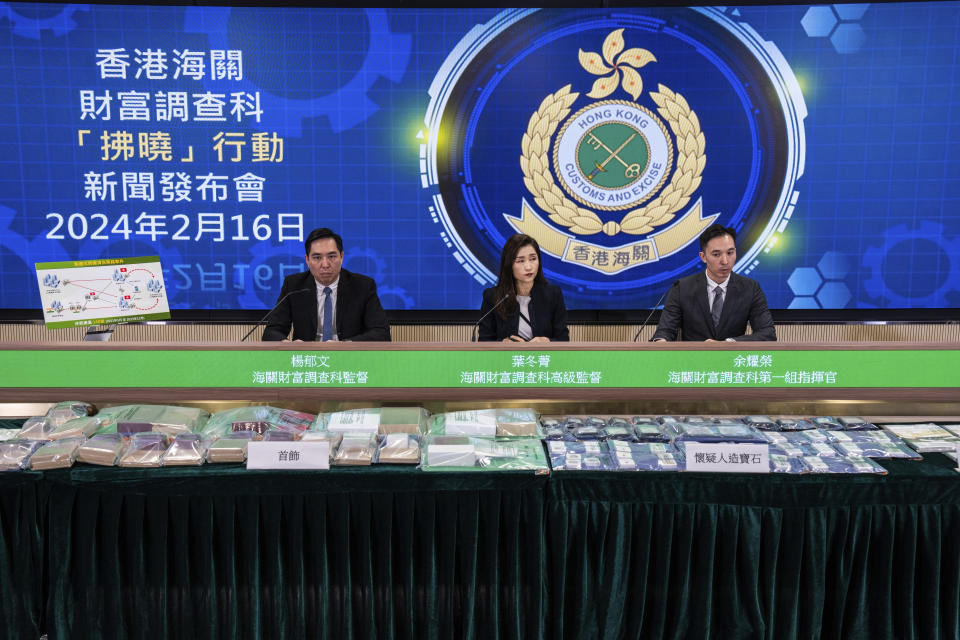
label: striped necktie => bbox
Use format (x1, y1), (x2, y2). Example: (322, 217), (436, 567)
(711, 285), (723, 328)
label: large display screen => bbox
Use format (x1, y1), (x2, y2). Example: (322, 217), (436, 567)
(0, 3), (957, 312)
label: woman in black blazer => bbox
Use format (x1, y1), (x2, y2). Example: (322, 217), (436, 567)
(477, 234), (570, 342)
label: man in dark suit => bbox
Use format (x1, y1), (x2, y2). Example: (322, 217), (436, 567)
(652, 224), (775, 342)
(261, 227), (390, 341)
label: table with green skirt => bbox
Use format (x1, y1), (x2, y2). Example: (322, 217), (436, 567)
(2, 454), (959, 639)
(0, 470), (44, 639)
(546, 454), (960, 640)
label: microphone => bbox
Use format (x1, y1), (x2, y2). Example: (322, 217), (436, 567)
(241, 288), (311, 342)
(472, 294), (510, 342)
(633, 280), (679, 342)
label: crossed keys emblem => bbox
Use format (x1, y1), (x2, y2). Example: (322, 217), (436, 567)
(583, 127), (644, 183)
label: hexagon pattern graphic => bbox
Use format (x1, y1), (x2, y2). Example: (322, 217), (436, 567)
(801, 4), (870, 53)
(831, 24), (866, 54)
(787, 267), (821, 297)
(817, 251), (849, 280)
(817, 281), (852, 308)
(833, 4), (870, 20)
(800, 6), (836, 38)
(788, 251), (852, 309)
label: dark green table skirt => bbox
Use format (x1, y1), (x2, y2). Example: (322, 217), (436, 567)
(42, 465), (547, 640)
(0, 471), (43, 639)
(545, 454), (960, 640)
(2, 451), (960, 639)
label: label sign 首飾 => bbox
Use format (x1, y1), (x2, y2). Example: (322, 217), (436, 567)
(247, 441), (330, 470)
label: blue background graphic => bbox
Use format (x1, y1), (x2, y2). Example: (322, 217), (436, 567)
(0, 3), (957, 311)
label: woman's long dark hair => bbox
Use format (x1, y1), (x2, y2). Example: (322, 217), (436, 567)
(493, 234), (547, 318)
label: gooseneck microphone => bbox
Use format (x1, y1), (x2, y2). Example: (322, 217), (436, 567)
(633, 280), (679, 342)
(241, 288), (311, 342)
(471, 294), (510, 342)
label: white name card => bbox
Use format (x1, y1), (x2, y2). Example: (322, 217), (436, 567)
(685, 442), (769, 473)
(247, 441), (330, 470)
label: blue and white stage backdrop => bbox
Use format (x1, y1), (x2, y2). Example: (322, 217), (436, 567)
(0, 3), (958, 311)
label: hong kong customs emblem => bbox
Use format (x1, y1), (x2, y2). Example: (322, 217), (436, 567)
(421, 8), (806, 307)
(513, 29), (714, 275)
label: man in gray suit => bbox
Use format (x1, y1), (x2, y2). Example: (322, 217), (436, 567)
(652, 224), (776, 342)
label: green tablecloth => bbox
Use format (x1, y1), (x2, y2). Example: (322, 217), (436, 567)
(2, 451), (959, 639)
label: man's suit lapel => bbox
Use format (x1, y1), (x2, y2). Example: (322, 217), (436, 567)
(717, 273), (741, 335)
(693, 272), (716, 339)
(305, 275), (319, 339)
(334, 269), (350, 336)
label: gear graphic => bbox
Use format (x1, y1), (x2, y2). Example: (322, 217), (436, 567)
(183, 7), (411, 136)
(342, 248), (386, 283)
(377, 285), (415, 310)
(0, 205), (70, 261)
(863, 222), (960, 307)
(240, 243), (396, 309)
(0, 204), (72, 265)
(0, 3), (89, 39)
(0, 205), (71, 307)
(237, 240), (306, 308)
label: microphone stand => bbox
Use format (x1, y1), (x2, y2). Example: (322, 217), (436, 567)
(471, 294), (510, 342)
(633, 280), (679, 341)
(241, 288), (311, 342)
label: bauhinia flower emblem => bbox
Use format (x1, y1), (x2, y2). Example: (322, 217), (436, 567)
(578, 28), (656, 101)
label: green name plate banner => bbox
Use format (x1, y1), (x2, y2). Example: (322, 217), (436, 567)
(1, 349), (958, 388)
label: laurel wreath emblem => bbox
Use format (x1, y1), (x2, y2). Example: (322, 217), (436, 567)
(521, 82), (706, 236)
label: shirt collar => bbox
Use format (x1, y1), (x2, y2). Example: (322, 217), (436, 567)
(706, 273), (730, 292)
(315, 276), (339, 293)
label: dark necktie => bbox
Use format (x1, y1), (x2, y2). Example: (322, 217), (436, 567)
(321, 286), (333, 341)
(711, 285), (723, 328)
